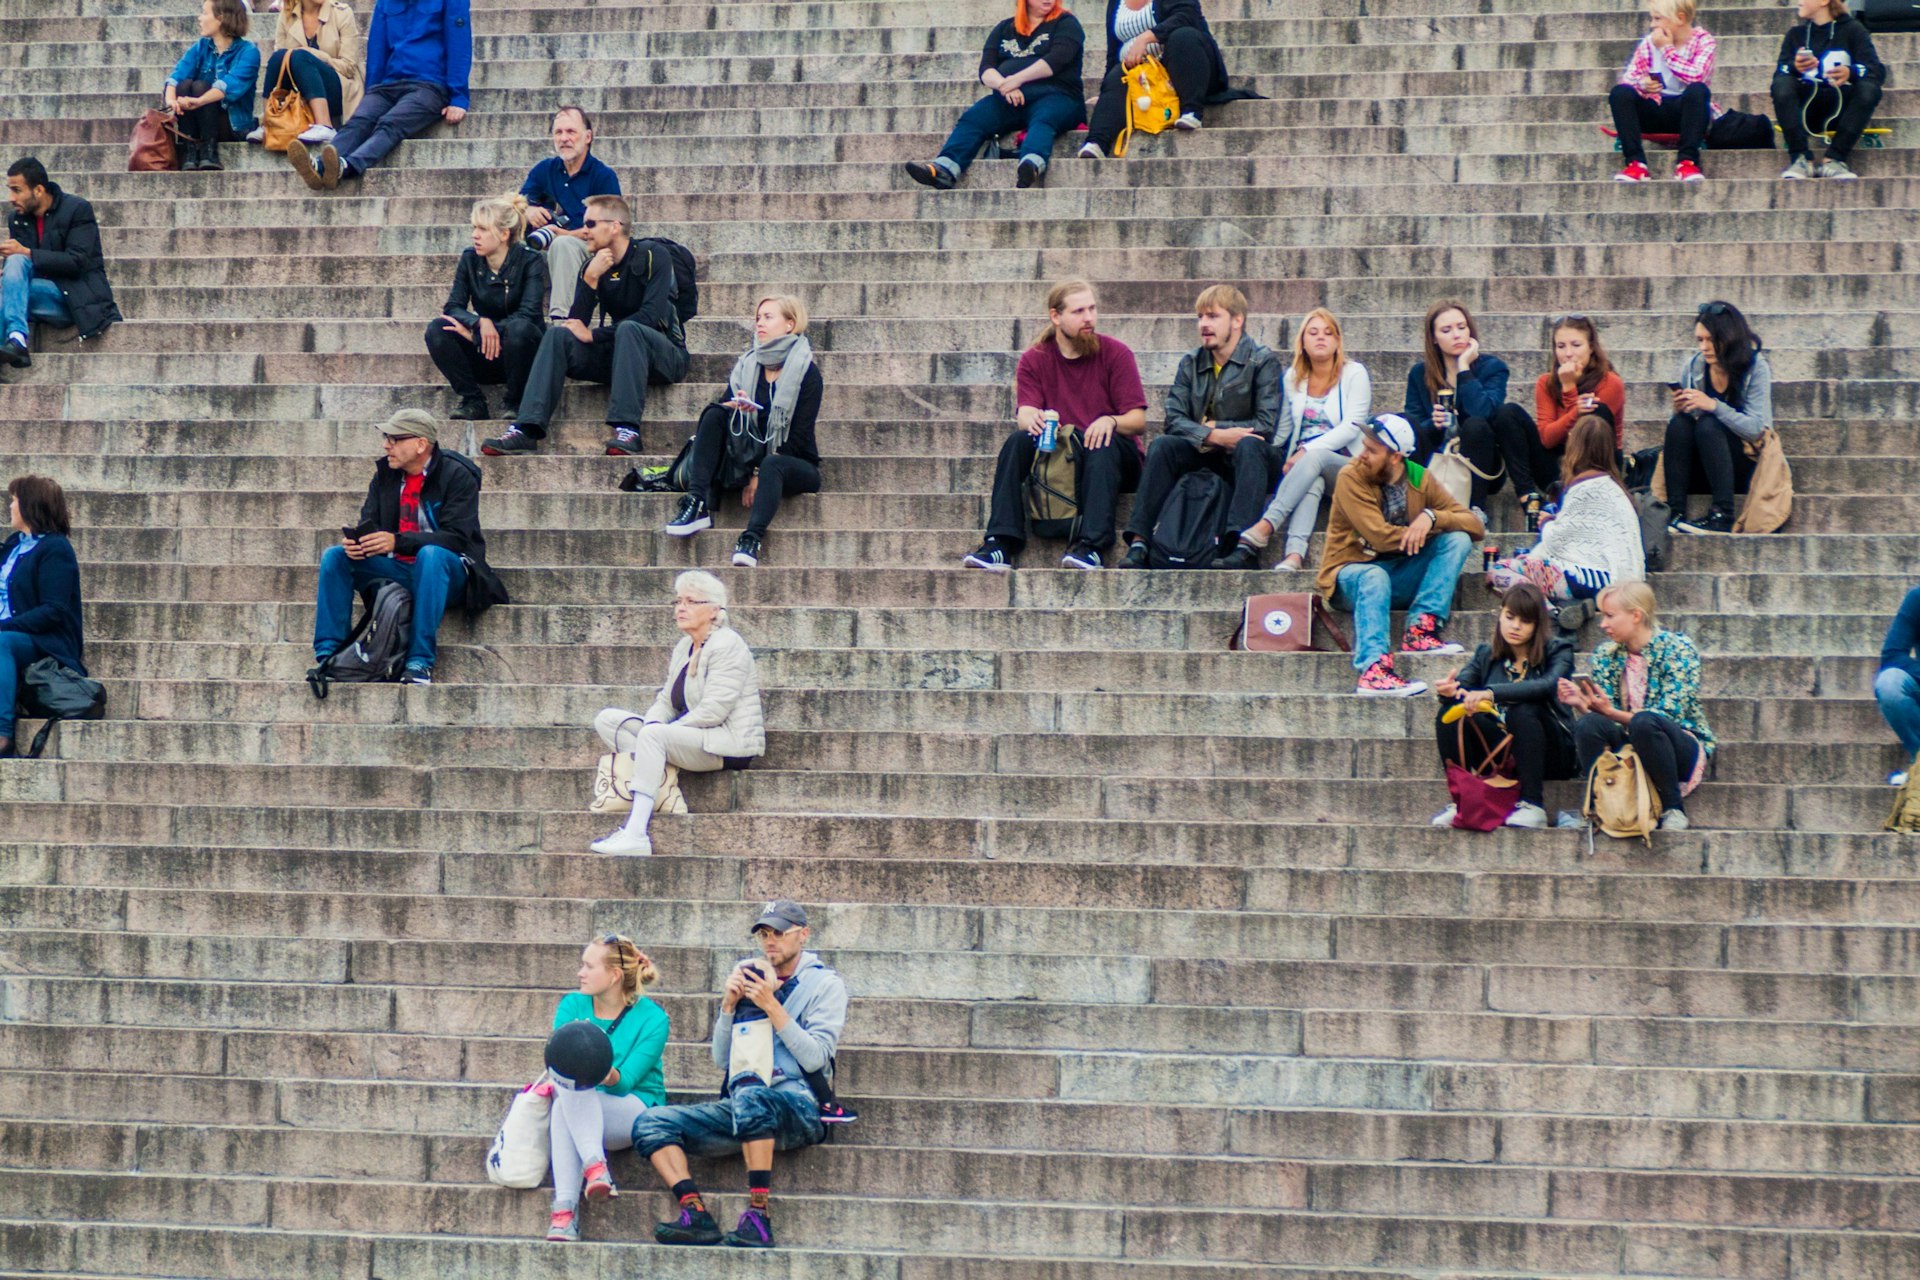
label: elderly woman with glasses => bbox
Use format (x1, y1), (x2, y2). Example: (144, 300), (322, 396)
(589, 570), (766, 856)
(541, 931), (670, 1243)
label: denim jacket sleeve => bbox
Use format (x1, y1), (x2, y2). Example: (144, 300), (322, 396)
(167, 39), (207, 88)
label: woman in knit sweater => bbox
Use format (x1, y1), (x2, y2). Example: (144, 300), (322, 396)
(1488, 415), (1644, 601)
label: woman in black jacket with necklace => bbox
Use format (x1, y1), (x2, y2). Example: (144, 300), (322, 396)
(1429, 582), (1577, 830)
(0, 475), (84, 759)
(425, 195), (550, 422)
(1079, 0), (1248, 158)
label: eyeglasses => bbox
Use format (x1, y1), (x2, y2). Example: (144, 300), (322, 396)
(1697, 302), (1730, 318)
(672, 596), (713, 607)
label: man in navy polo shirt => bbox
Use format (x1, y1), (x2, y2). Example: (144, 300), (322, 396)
(521, 106), (622, 320)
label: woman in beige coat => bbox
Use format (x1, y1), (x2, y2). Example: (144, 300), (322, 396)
(253, 0), (364, 147)
(591, 570), (766, 856)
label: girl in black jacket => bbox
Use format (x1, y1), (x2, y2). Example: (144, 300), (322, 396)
(0, 475), (84, 758)
(1080, 0), (1242, 157)
(425, 196), (550, 421)
(1771, 0), (1886, 179)
(1430, 582), (1577, 829)
(905, 0), (1087, 189)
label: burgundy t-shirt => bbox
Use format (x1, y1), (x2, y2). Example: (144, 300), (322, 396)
(1015, 336), (1149, 457)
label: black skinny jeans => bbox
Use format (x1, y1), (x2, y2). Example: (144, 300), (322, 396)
(1607, 81), (1711, 165)
(1772, 72), (1883, 162)
(1086, 27), (1221, 151)
(171, 79), (240, 143)
(425, 316), (543, 408)
(984, 427), (1143, 553)
(1435, 703), (1576, 808)
(1573, 709), (1702, 814)
(1662, 412), (1754, 516)
(686, 402), (823, 538)
(1456, 403), (1554, 507)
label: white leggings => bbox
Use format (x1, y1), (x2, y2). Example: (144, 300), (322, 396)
(593, 707), (726, 835)
(1260, 449), (1350, 558)
(549, 1078), (649, 1210)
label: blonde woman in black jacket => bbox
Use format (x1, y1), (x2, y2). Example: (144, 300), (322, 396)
(425, 196), (549, 422)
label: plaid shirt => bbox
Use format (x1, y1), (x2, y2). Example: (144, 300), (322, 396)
(1620, 29), (1722, 116)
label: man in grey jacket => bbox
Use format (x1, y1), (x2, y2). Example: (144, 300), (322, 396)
(1119, 283), (1281, 568)
(636, 900), (849, 1250)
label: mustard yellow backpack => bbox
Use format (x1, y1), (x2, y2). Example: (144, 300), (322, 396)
(1112, 56), (1179, 157)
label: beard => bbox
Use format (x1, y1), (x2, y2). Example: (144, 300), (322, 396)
(1059, 327), (1099, 358)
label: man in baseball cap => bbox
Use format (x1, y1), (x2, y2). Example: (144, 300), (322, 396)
(634, 899), (850, 1250)
(307, 407), (507, 693)
(1315, 414), (1484, 697)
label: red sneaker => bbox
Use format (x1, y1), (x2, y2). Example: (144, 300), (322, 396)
(1401, 613), (1465, 655)
(1674, 159), (1704, 182)
(583, 1161), (616, 1201)
(1614, 160), (1650, 183)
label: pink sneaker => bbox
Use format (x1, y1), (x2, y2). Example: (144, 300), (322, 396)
(547, 1209), (579, 1242)
(1615, 160), (1650, 183)
(1356, 656), (1428, 698)
(1401, 613), (1464, 655)
(583, 1161), (616, 1201)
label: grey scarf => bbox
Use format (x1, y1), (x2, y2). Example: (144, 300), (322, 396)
(726, 333), (813, 453)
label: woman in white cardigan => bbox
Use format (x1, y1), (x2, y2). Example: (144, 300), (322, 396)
(590, 570), (766, 856)
(1220, 308), (1371, 571)
(1489, 415), (1644, 602)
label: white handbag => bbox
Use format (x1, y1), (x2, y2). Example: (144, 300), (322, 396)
(484, 1077), (554, 1188)
(1425, 437), (1500, 508)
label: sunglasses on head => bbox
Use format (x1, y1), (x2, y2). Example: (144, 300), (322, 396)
(1697, 302), (1730, 318)
(1549, 314), (1589, 327)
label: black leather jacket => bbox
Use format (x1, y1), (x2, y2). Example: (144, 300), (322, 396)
(440, 242), (549, 331)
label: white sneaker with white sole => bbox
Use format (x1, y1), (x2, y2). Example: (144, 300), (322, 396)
(296, 124), (338, 145)
(1658, 810), (1690, 831)
(1504, 801), (1549, 829)
(1430, 804), (1457, 827)
(590, 829), (653, 856)
(245, 125), (266, 144)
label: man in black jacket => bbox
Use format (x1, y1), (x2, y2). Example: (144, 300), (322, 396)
(311, 408), (505, 686)
(482, 194), (689, 458)
(2, 157), (122, 366)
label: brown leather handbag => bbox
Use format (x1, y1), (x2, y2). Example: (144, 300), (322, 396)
(1229, 592), (1351, 653)
(261, 56), (315, 153)
(128, 108), (180, 171)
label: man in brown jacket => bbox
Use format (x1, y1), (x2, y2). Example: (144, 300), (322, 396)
(1317, 414), (1484, 697)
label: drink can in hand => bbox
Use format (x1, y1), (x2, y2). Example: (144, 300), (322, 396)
(1039, 410), (1060, 453)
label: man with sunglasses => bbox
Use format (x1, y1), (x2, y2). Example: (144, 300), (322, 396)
(633, 900), (850, 1250)
(482, 194), (689, 458)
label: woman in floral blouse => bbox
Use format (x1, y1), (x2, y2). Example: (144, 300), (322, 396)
(1557, 579), (1715, 830)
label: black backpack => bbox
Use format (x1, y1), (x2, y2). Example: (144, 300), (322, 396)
(307, 581), (413, 699)
(17, 657), (105, 758)
(637, 237), (699, 331)
(1147, 470), (1231, 569)
(1630, 488), (1673, 574)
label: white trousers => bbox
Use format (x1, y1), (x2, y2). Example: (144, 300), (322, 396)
(594, 707), (726, 834)
(548, 1078), (649, 1210)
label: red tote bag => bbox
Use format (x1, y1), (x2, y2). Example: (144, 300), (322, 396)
(1445, 713), (1520, 831)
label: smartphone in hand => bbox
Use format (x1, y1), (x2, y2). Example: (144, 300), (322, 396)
(342, 519), (378, 541)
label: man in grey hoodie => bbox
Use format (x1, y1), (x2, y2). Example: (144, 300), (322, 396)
(635, 899), (849, 1250)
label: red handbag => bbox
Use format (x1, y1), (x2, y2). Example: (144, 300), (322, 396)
(1445, 713), (1520, 830)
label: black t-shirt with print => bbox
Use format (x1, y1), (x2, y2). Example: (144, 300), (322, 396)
(978, 13), (1087, 104)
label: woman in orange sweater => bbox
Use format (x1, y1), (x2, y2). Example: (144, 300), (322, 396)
(1531, 315), (1627, 514)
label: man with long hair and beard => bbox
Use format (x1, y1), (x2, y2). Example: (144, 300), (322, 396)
(963, 280), (1147, 571)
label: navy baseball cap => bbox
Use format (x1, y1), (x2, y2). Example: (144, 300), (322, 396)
(751, 899), (809, 934)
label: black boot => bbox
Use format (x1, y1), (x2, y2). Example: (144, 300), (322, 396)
(199, 139), (224, 171)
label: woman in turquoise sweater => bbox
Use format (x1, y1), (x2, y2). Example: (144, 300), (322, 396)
(545, 933), (670, 1243)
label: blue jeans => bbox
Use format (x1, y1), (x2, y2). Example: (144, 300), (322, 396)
(313, 544), (465, 671)
(631, 1082), (826, 1160)
(1332, 530), (1473, 670)
(936, 88), (1086, 176)
(1876, 667), (1920, 758)
(0, 630), (48, 739)
(2, 255), (72, 344)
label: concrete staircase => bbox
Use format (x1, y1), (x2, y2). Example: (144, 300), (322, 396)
(2, 0), (1918, 1275)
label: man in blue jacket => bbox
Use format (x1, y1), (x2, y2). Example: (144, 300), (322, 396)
(634, 901), (850, 1251)
(1876, 585), (1920, 787)
(289, 0), (472, 190)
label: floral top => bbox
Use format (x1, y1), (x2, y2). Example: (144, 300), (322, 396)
(1590, 628), (1716, 755)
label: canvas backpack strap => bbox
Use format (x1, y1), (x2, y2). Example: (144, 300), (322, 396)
(24, 715), (60, 760)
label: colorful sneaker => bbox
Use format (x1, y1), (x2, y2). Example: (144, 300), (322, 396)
(582, 1161), (615, 1201)
(655, 1202), (724, 1245)
(1674, 159), (1704, 182)
(1890, 771), (1909, 788)
(1401, 613), (1464, 655)
(1614, 160), (1650, 183)
(1060, 543), (1102, 570)
(605, 425), (643, 456)
(724, 1207), (776, 1249)
(546, 1208), (579, 1242)
(1356, 655), (1427, 698)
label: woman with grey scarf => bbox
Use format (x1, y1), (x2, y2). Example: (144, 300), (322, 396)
(664, 295), (824, 567)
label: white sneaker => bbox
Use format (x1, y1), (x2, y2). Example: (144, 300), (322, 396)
(1505, 801), (1549, 829)
(296, 124), (338, 145)
(1430, 804), (1458, 827)
(1174, 113), (1202, 131)
(1077, 142), (1101, 159)
(245, 125), (266, 144)
(1658, 810), (1690, 832)
(1891, 771), (1909, 788)
(590, 828), (653, 856)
